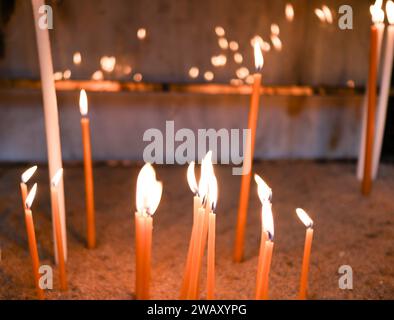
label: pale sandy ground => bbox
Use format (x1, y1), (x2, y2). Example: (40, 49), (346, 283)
(0, 161), (393, 300)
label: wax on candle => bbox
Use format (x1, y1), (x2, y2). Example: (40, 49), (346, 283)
(134, 163), (162, 300)
(51, 169), (68, 291)
(24, 183), (45, 300)
(296, 208), (314, 300)
(31, 0), (67, 263)
(234, 39), (264, 263)
(79, 89), (96, 249)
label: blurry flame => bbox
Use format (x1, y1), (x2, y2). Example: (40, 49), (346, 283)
(204, 71), (214, 81)
(236, 67), (250, 79)
(79, 89), (88, 116)
(187, 161), (199, 195)
(245, 75), (255, 85)
(387, 0), (394, 24)
(315, 8), (326, 22)
(189, 67), (199, 78)
(137, 28), (147, 40)
(262, 41), (271, 52)
(234, 53), (243, 64)
(73, 52), (82, 65)
(211, 54), (227, 67)
(218, 37), (229, 49)
(271, 35), (283, 51)
(322, 5), (333, 24)
(254, 174), (272, 204)
(296, 208), (313, 228)
(370, 0), (385, 24)
(25, 183), (37, 209)
(21, 166), (37, 183)
(136, 163), (163, 216)
(63, 69), (71, 80)
(100, 56), (116, 73)
(230, 78), (243, 86)
(229, 41), (239, 51)
(133, 73), (143, 82)
(123, 65), (132, 75)
(215, 26), (225, 37)
(53, 71), (63, 81)
(252, 37), (264, 71)
(285, 3), (294, 22)
(271, 23), (280, 36)
(51, 168), (63, 187)
(91, 70), (104, 80)
(262, 202), (274, 240)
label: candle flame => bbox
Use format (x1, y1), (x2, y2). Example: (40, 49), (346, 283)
(285, 3), (294, 22)
(79, 89), (88, 116)
(322, 5), (333, 24)
(187, 161), (199, 195)
(198, 151), (213, 203)
(21, 166), (37, 183)
(315, 8), (326, 22)
(208, 168), (218, 212)
(100, 56), (116, 73)
(262, 202), (274, 240)
(296, 208), (313, 228)
(387, 0), (394, 24)
(254, 174), (272, 203)
(370, 0), (385, 24)
(136, 163), (163, 216)
(252, 38), (264, 71)
(73, 52), (82, 65)
(25, 183), (37, 209)
(51, 168), (63, 187)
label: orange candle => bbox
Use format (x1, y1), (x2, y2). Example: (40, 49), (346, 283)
(51, 169), (68, 291)
(207, 211), (216, 300)
(79, 89), (96, 248)
(20, 166), (38, 209)
(24, 184), (45, 300)
(254, 174), (274, 300)
(134, 163), (162, 300)
(234, 40), (264, 262)
(180, 162), (201, 299)
(296, 208), (314, 300)
(187, 207), (205, 299)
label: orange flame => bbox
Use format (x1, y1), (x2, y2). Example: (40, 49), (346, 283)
(296, 208), (313, 228)
(25, 183), (37, 209)
(79, 89), (88, 116)
(136, 163), (162, 216)
(21, 166), (37, 183)
(252, 38), (264, 71)
(370, 0), (385, 24)
(51, 168), (63, 187)
(387, 0), (394, 24)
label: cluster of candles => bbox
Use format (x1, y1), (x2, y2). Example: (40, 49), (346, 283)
(19, 148), (315, 301)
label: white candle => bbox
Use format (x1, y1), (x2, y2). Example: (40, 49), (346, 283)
(357, 1), (385, 181)
(372, 1), (394, 179)
(31, 0), (67, 263)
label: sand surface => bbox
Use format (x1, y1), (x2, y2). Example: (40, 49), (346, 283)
(0, 161), (393, 300)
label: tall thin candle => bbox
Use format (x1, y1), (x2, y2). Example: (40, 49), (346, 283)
(24, 184), (45, 300)
(79, 89), (96, 248)
(31, 0), (67, 263)
(234, 39), (264, 262)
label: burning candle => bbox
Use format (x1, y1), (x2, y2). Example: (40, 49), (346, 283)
(254, 174), (274, 300)
(180, 161), (201, 299)
(206, 169), (218, 300)
(361, 1), (385, 195)
(234, 38), (264, 262)
(372, 1), (394, 179)
(24, 183), (45, 300)
(296, 208), (314, 300)
(50, 169), (68, 291)
(20, 166), (38, 209)
(79, 89), (96, 249)
(187, 152), (214, 299)
(134, 163), (163, 300)
(31, 0), (67, 263)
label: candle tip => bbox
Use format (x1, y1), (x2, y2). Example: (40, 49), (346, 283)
(51, 168), (64, 187)
(25, 183), (38, 209)
(79, 89), (88, 116)
(21, 165), (38, 184)
(296, 208), (314, 228)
